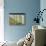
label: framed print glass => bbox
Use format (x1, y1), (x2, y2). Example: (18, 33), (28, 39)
(9, 13), (26, 25)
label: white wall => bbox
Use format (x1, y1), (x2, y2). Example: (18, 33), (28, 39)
(40, 0), (46, 45)
(0, 0), (4, 42)
(40, 0), (46, 27)
(4, 0), (40, 42)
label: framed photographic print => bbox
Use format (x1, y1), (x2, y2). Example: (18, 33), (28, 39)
(9, 13), (26, 25)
